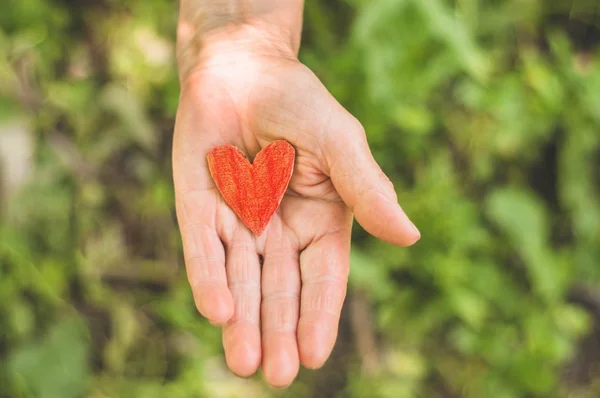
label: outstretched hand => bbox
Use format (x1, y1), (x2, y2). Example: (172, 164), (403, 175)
(173, 24), (420, 387)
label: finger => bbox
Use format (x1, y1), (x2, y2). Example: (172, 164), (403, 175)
(298, 230), (351, 369)
(173, 71), (249, 324)
(221, 227), (262, 377)
(245, 66), (420, 246)
(176, 190), (233, 324)
(261, 218), (301, 387)
(323, 110), (420, 247)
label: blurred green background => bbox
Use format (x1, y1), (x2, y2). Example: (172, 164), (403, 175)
(1, 0), (600, 397)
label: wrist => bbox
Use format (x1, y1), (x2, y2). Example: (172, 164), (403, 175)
(177, 0), (303, 77)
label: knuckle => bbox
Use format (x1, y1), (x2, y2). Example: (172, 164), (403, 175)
(261, 294), (300, 332)
(353, 184), (378, 212)
(303, 279), (347, 315)
(344, 114), (367, 144)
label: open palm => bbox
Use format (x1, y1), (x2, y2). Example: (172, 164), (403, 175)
(173, 35), (420, 387)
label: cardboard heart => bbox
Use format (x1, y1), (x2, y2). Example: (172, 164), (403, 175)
(207, 140), (295, 236)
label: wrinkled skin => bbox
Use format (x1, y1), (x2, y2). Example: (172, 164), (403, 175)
(173, 25), (420, 387)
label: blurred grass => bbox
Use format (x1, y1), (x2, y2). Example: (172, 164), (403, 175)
(1, 0), (600, 397)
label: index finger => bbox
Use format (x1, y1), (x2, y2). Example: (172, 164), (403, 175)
(175, 189), (233, 325)
(173, 77), (240, 324)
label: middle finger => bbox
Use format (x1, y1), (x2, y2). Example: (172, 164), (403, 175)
(260, 216), (301, 387)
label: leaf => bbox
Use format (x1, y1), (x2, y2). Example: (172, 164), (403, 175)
(486, 188), (566, 301)
(99, 83), (158, 153)
(349, 248), (395, 301)
(9, 316), (90, 398)
(413, 0), (489, 82)
(447, 286), (488, 328)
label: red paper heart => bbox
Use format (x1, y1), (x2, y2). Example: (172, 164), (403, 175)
(207, 140), (295, 236)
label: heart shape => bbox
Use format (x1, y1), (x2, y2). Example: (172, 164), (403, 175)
(207, 140), (295, 236)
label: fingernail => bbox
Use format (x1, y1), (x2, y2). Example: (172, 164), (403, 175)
(411, 221), (420, 235)
(398, 207), (420, 239)
(410, 221), (421, 239)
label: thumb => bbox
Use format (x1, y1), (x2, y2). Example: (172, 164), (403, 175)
(323, 109), (420, 246)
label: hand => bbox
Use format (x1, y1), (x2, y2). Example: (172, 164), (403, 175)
(173, 24), (420, 387)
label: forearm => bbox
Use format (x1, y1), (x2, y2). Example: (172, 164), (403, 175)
(177, 0), (304, 76)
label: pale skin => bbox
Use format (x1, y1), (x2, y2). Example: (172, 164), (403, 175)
(174, 0), (421, 388)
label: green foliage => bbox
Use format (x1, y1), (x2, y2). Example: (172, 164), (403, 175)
(1, 0), (600, 397)
(9, 317), (89, 398)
